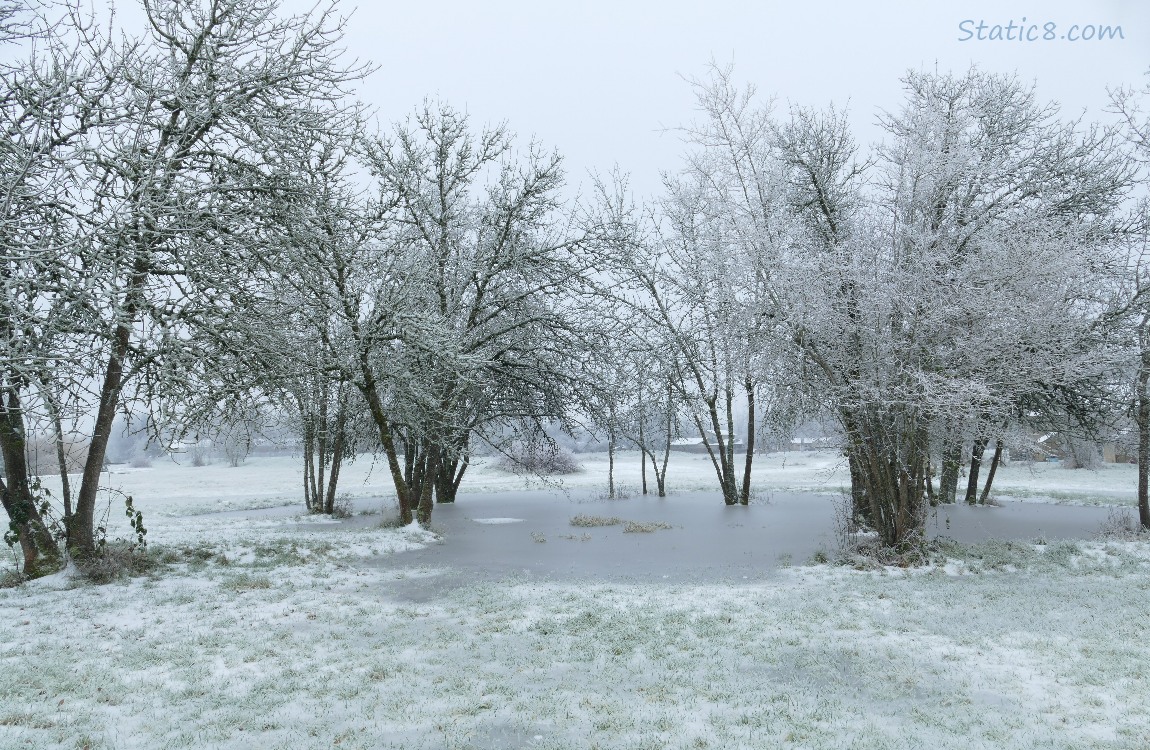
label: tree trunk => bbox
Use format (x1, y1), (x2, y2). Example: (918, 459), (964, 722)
(650, 453), (665, 497)
(0, 388), (60, 576)
(638, 391), (648, 495)
(307, 429), (322, 512)
(357, 377), (413, 525)
(964, 435), (989, 505)
(432, 464), (448, 504)
(739, 376), (755, 505)
(1138, 340), (1150, 529)
(659, 381), (673, 498)
(321, 394), (348, 515)
(416, 443), (439, 526)
(925, 456), (936, 506)
(435, 448), (468, 504)
(640, 452), (647, 495)
(323, 430), (344, 515)
(847, 451), (870, 526)
(978, 439), (1003, 506)
(434, 455), (453, 504)
(43, 391), (73, 517)
(435, 434), (469, 504)
(725, 385), (738, 504)
(607, 425), (616, 499)
(403, 434), (415, 488)
(315, 395), (328, 509)
(451, 453), (468, 499)
(69, 322), (131, 555)
(302, 433), (315, 511)
(697, 396), (738, 505)
(938, 428), (962, 505)
(409, 441), (428, 509)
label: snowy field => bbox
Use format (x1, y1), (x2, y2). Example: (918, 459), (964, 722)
(19, 448), (1140, 519)
(2, 451), (1148, 749)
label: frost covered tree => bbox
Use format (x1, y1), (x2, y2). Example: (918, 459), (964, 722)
(0, 0), (368, 568)
(787, 70), (1131, 544)
(665, 66), (1132, 544)
(613, 68), (793, 506)
(0, 3), (134, 573)
(288, 367), (362, 514)
(577, 340), (630, 499)
(66, 0), (367, 555)
(366, 103), (620, 523)
(266, 102), (606, 526)
(243, 129), (394, 517)
(615, 345), (682, 499)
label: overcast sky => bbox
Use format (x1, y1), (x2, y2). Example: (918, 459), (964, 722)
(16, 0), (1150, 197)
(305, 0), (1149, 198)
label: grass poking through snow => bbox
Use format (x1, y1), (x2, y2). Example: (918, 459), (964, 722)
(622, 520), (673, 533)
(2, 532), (1148, 749)
(570, 514), (624, 527)
(2, 452), (1148, 749)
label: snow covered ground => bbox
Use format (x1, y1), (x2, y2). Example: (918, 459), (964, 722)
(2, 451), (1147, 749)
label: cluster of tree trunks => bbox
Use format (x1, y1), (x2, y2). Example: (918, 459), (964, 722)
(842, 406), (929, 546)
(300, 391), (348, 516)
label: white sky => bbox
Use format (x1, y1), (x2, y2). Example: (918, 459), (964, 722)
(11, 0), (1150, 197)
(315, 0), (1150, 198)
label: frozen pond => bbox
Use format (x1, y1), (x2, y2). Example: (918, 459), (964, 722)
(312, 488), (1126, 597)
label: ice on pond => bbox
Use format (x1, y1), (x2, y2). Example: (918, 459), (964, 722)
(365, 486), (1125, 599)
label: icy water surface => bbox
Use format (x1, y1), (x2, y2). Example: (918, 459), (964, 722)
(401, 490), (831, 584)
(322, 489), (1123, 598)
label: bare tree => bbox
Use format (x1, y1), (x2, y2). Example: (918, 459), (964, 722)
(610, 68), (792, 506)
(620, 348), (681, 498)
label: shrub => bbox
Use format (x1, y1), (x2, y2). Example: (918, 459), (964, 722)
(331, 493), (354, 519)
(73, 542), (157, 584)
(497, 442), (580, 475)
(0, 570), (25, 589)
(594, 483), (636, 500)
(1095, 506), (1144, 540)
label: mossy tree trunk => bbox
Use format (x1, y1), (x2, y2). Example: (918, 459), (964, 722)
(0, 387), (60, 576)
